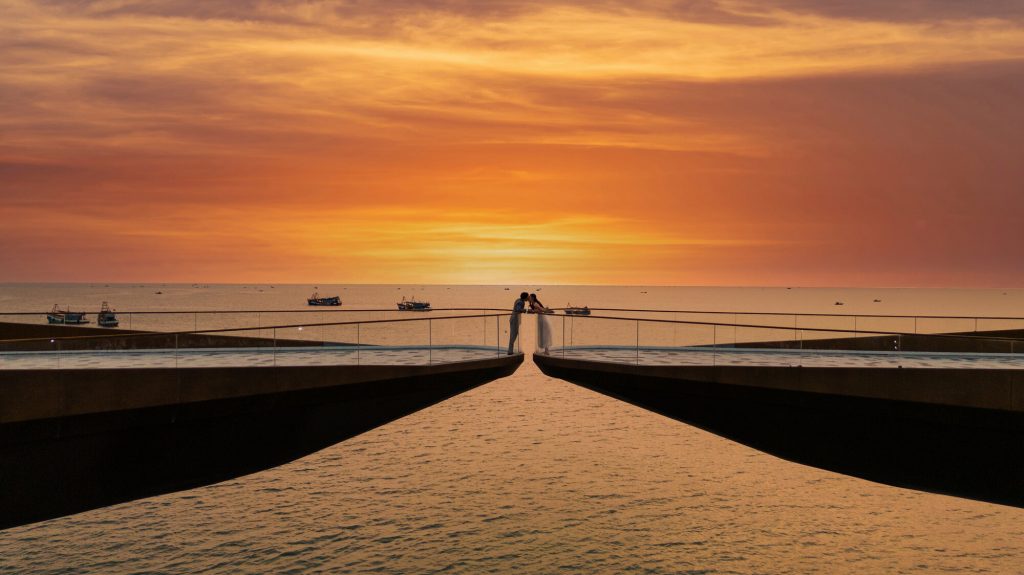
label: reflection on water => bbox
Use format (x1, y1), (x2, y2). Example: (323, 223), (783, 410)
(1, 284), (1023, 573)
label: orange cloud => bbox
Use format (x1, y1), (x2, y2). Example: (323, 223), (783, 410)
(2, 0), (1024, 285)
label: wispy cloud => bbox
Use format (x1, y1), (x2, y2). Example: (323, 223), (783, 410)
(3, 0), (1024, 285)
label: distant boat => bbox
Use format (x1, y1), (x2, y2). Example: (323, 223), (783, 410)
(873, 299), (882, 303)
(47, 304), (89, 325)
(835, 301), (844, 306)
(564, 305), (591, 316)
(397, 296), (431, 311)
(155, 291), (163, 295)
(97, 302), (119, 328)
(308, 292), (341, 306)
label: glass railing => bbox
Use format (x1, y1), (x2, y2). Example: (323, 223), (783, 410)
(536, 312), (1024, 370)
(0, 312), (521, 370)
(552, 308), (1024, 338)
(0, 308), (510, 333)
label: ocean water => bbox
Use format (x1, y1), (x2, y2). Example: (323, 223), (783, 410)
(1, 284), (1023, 574)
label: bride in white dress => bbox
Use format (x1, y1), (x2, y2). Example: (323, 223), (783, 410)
(529, 293), (553, 353)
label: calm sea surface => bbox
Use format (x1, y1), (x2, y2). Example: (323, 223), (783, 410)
(1, 284), (1023, 574)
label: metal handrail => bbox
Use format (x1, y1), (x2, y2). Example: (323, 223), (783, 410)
(552, 313), (1024, 343)
(8, 311), (1023, 346)
(0, 307), (508, 315)
(551, 307), (1024, 322)
(5, 306), (1021, 321)
(0, 312), (515, 344)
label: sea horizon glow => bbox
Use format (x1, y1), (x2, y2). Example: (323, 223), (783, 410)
(3, 1), (1023, 286)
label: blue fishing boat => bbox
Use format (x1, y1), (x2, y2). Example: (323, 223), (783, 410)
(307, 292), (341, 306)
(47, 304), (89, 325)
(397, 296), (431, 311)
(564, 304), (591, 316)
(97, 301), (119, 327)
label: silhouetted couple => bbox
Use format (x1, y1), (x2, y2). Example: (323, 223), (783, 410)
(508, 291), (552, 355)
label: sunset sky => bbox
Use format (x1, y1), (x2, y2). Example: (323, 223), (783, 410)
(3, 0), (1023, 285)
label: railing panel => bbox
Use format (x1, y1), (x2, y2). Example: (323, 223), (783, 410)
(637, 320), (715, 348)
(564, 316), (636, 350)
(358, 318), (431, 348)
(915, 317), (977, 335)
(430, 316), (469, 348)
(734, 324), (800, 349)
(976, 318), (1024, 334)
(0, 313), (39, 327)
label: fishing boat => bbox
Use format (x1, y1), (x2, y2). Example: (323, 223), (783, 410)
(397, 296), (431, 311)
(564, 305), (591, 316)
(47, 304), (89, 325)
(307, 292), (341, 306)
(97, 302), (119, 327)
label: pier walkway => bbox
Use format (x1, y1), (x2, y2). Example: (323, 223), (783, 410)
(550, 346), (1024, 369)
(6, 305), (1024, 527)
(0, 311), (523, 530)
(534, 310), (1024, 508)
(1, 345), (506, 370)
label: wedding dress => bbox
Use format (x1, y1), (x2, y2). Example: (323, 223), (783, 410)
(534, 307), (552, 353)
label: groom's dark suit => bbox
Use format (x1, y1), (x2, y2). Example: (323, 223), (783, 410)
(508, 296), (526, 354)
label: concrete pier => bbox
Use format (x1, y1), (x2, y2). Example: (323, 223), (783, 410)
(535, 351), (1024, 508)
(0, 322), (522, 530)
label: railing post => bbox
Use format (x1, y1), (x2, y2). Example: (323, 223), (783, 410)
(635, 320), (639, 365)
(174, 333), (179, 369)
(56, 339), (61, 370)
(273, 328), (277, 367)
(798, 329), (804, 365)
(357, 323), (361, 365)
(193, 312), (197, 333)
(712, 324), (717, 367)
(562, 315), (566, 358)
(429, 318), (432, 365)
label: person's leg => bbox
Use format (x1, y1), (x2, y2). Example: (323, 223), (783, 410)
(507, 317), (519, 355)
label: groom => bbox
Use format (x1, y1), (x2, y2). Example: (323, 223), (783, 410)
(508, 291), (529, 355)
